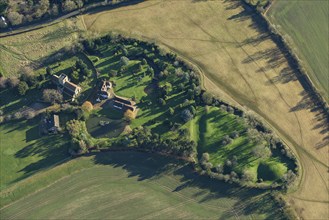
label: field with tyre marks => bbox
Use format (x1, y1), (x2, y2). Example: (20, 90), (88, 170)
(0, 152), (283, 219)
(267, 0), (329, 99)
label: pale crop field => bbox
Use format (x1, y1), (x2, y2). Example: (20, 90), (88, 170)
(0, 18), (84, 76)
(0, 152), (284, 219)
(267, 0), (329, 100)
(81, 0), (328, 219)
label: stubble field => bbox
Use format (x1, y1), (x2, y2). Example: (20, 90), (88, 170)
(267, 0), (329, 100)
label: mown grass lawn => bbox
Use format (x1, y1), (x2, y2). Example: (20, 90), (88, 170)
(0, 118), (69, 190)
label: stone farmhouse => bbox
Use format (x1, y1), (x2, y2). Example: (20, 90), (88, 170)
(52, 73), (81, 100)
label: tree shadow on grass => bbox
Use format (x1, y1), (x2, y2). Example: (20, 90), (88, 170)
(92, 151), (285, 219)
(12, 135), (70, 184)
(1, 118), (71, 185)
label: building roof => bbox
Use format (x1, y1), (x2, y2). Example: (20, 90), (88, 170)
(113, 100), (136, 112)
(53, 115), (60, 128)
(114, 95), (135, 106)
(64, 81), (81, 92)
(59, 73), (68, 80)
(63, 87), (76, 97)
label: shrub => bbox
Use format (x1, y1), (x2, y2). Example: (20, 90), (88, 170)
(82, 101), (93, 113)
(120, 56), (130, 66)
(252, 145), (272, 159)
(230, 131), (240, 139)
(215, 164), (224, 173)
(221, 135), (232, 146)
(109, 70), (117, 77)
(201, 152), (210, 162)
(13, 112), (22, 120)
(4, 114), (12, 121)
(124, 109), (136, 122)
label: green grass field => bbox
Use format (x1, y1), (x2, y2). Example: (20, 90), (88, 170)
(0, 119), (69, 190)
(267, 0), (329, 99)
(0, 152), (285, 219)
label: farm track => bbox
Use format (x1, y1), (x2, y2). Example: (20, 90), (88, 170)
(182, 13), (259, 103)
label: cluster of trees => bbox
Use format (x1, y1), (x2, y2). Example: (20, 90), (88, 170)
(0, 0), (110, 27)
(65, 34), (299, 188)
(43, 89), (63, 104)
(0, 67), (46, 96)
(68, 59), (92, 83)
(66, 119), (95, 155)
(0, 108), (36, 124)
(113, 126), (195, 158)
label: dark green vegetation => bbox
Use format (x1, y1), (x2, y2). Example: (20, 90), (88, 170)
(268, 0), (329, 99)
(65, 35), (296, 187)
(0, 34), (297, 219)
(0, 152), (287, 219)
(0, 34), (297, 189)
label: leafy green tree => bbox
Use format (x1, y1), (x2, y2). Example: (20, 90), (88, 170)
(252, 145), (272, 159)
(17, 81), (29, 95)
(7, 11), (23, 25)
(181, 109), (193, 122)
(120, 56), (130, 66)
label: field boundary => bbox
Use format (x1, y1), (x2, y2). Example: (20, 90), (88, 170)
(0, 0), (145, 39)
(245, 0), (328, 113)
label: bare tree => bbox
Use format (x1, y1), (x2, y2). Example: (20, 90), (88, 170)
(43, 89), (63, 104)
